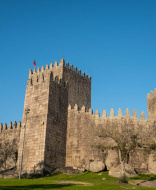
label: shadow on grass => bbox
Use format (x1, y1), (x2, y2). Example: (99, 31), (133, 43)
(0, 183), (75, 190)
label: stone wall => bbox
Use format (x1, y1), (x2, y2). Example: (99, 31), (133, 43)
(66, 104), (156, 173)
(26, 59), (91, 111)
(0, 121), (21, 171)
(17, 67), (51, 174)
(63, 63), (91, 110)
(129, 148), (149, 173)
(44, 73), (68, 172)
(1, 59), (156, 175)
(17, 59), (92, 174)
(147, 89), (156, 121)
(66, 105), (104, 170)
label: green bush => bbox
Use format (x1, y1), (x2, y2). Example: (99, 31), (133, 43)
(119, 174), (129, 183)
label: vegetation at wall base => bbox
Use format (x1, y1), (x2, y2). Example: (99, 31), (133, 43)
(118, 174), (129, 183)
(0, 171), (156, 190)
(130, 173), (156, 180)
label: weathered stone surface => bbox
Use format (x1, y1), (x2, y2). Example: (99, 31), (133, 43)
(148, 154), (156, 174)
(16, 59), (91, 174)
(105, 150), (119, 170)
(147, 89), (156, 120)
(109, 163), (138, 178)
(85, 161), (105, 172)
(0, 123), (21, 171)
(129, 148), (149, 173)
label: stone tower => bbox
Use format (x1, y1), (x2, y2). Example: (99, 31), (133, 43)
(147, 89), (156, 121)
(17, 59), (91, 174)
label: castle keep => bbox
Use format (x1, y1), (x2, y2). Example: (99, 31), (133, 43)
(0, 59), (156, 175)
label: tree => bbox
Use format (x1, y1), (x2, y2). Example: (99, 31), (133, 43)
(0, 138), (18, 171)
(95, 120), (156, 182)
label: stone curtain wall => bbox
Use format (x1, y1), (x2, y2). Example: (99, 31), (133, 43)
(66, 105), (104, 170)
(0, 121), (21, 171)
(129, 148), (149, 173)
(66, 105), (156, 173)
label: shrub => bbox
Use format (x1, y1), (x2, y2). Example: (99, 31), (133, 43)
(119, 174), (129, 183)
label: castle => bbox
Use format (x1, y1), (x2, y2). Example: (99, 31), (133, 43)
(0, 59), (156, 175)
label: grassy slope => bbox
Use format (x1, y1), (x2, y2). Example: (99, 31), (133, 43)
(0, 171), (156, 190)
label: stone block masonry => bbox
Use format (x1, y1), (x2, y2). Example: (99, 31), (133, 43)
(0, 121), (21, 171)
(0, 58), (156, 175)
(17, 59), (91, 174)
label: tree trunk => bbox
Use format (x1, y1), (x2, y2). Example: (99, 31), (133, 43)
(118, 149), (125, 177)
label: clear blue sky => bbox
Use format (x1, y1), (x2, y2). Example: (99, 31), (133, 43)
(0, 0), (156, 125)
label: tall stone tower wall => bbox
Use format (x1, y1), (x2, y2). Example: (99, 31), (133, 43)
(17, 67), (51, 174)
(44, 73), (68, 173)
(63, 63), (91, 109)
(17, 59), (91, 174)
(147, 89), (156, 121)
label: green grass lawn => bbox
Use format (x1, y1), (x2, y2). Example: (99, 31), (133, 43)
(0, 171), (156, 190)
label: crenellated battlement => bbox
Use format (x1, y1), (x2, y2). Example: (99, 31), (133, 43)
(28, 59), (65, 87)
(68, 104), (146, 121)
(27, 59), (91, 92)
(29, 59), (64, 77)
(27, 70), (69, 88)
(26, 59), (91, 111)
(28, 59), (91, 83)
(64, 61), (91, 81)
(0, 121), (21, 133)
(147, 89), (156, 99)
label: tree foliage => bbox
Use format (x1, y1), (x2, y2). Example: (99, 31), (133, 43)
(94, 120), (156, 181)
(0, 138), (18, 170)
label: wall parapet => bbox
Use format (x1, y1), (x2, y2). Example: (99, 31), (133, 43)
(68, 104), (146, 121)
(147, 89), (156, 99)
(28, 59), (91, 87)
(28, 59), (91, 83)
(28, 71), (69, 88)
(0, 121), (21, 133)
(29, 59), (64, 78)
(64, 61), (91, 81)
